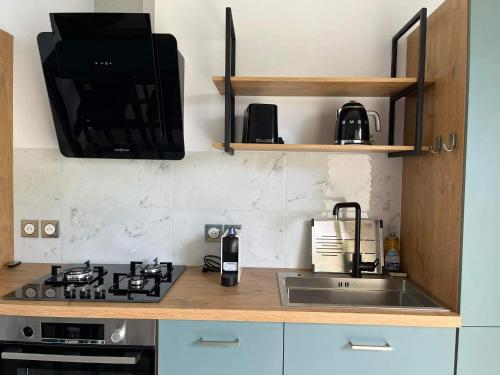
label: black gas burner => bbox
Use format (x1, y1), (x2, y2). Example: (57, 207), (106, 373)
(142, 263), (170, 275)
(129, 276), (145, 289)
(64, 267), (93, 282)
(129, 258), (173, 276)
(3, 260), (185, 303)
(45, 261), (107, 287)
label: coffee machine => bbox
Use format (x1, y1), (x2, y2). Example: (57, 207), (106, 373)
(220, 227), (243, 287)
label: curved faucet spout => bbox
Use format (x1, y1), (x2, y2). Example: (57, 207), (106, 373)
(332, 202), (377, 278)
(332, 202), (361, 219)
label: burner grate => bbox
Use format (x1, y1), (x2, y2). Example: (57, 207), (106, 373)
(108, 260), (174, 298)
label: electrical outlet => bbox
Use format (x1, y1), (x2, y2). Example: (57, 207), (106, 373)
(21, 220), (39, 238)
(41, 220), (59, 238)
(223, 224), (242, 234)
(205, 224), (223, 242)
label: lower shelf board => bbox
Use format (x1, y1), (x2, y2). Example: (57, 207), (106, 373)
(212, 143), (429, 153)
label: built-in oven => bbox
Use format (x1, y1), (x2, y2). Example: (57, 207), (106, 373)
(0, 317), (155, 375)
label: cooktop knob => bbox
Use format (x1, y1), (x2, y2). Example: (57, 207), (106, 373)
(110, 325), (126, 343)
(44, 287), (56, 298)
(64, 286), (75, 299)
(79, 286), (91, 299)
(25, 287), (37, 298)
(95, 287), (105, 299)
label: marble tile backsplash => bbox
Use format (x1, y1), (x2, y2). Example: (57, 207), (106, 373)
(13, 148), (402, 268)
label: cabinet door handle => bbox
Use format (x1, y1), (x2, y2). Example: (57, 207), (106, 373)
(348, 342), (393, 352)
(196, 338), (240, 347)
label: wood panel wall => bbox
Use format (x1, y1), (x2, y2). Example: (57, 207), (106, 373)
(0, 29), (14, 265)
(401, 0), (468, 311)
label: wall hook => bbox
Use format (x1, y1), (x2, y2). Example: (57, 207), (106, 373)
(429, 136), (442, 154)
(442, 132), (457, 152)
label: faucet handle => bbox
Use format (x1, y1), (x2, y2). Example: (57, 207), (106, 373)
(359, 258), (379, 272)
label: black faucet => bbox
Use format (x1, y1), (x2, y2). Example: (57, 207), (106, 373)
(332, 202), (379, 278)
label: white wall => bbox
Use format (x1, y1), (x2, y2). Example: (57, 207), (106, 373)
(0, 0), (93, 149)
(1, 0), (445, 150)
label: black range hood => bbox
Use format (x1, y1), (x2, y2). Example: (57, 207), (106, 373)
(38, 13), (185, 160)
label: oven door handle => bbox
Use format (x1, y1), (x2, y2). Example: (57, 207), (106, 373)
(1, 351), (139, 365)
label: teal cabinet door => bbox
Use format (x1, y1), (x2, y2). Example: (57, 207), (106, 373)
(457, 327), (500, 374)
(284, 324), (455, 375)
(158, 320), (283, 375)
(461, 0), (500, 326)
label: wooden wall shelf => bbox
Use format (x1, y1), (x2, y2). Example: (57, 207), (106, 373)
(217, 8), (429, 157)
(213, 143), (429, 154)
(212, 76), (434, 97)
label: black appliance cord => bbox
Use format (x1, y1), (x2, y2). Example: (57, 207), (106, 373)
(202, 255), (221, 272)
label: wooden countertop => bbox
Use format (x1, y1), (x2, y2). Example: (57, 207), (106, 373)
(0, 264), (461, 327)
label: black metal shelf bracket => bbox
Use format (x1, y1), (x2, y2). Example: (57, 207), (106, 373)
(224, 7), (236, 155)
(388, 8), (428, 158)
(221, 7), (427, 157)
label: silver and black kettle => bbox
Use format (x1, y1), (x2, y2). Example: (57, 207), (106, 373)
(334, 101), (381, 145)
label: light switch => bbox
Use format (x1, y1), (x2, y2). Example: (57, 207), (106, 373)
(41, 220), (59, 238)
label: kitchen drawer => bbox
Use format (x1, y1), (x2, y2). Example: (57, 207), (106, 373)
(457, 327), (500, 374)
(284, 323), (455, 375)
(158, 320), (283, 375)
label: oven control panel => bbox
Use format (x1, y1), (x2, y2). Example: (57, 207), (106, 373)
(0, 317), (155, 346)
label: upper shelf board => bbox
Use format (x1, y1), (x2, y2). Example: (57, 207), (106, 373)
(212, 76), (434, 97)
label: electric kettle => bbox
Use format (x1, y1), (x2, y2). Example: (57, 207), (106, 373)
(334, 101), (381, 145)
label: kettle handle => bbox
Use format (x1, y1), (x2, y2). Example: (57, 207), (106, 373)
(367, 111), (381, 132)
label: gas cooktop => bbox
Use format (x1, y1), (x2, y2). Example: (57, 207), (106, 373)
(3, 259), (185, 303)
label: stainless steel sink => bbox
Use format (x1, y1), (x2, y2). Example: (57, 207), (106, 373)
(278, 272), (448, 311)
